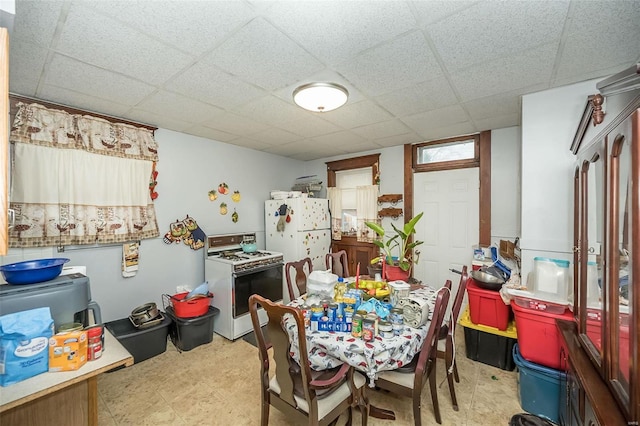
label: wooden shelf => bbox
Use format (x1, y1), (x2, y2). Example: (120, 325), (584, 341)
(378, 194), (402, 204)
(378, 207), (403, 219)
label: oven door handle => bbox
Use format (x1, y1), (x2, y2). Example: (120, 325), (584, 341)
(233, 262), (283, 277)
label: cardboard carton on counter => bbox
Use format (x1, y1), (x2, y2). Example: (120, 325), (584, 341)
(49, 330), (87, 372)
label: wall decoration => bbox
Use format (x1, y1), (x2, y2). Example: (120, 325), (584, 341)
(232, 210), (239, 223)
(162, 215), (205, 250)
(149, 162), (159, 200)
(122, 242), (139, 277)
(220, 203), (228, 215)
(208, 190), (218, 201)
(217, 182), (229, 195)
(231, 190), (241, 202)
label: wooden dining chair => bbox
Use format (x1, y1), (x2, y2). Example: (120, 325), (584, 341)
(325, 250), (350, 278)
(284, 258), (313, 302)
(437, 266), (469, 411)
(248, 294), (369, 426)
(374, 282), (452, 425)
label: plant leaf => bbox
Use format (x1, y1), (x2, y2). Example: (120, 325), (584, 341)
(364, 221), (385, 236)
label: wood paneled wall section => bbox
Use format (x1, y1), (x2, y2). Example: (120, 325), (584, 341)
(479, 130), (491, 246)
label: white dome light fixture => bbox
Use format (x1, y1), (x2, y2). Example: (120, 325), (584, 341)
(293, 82), (349, 112)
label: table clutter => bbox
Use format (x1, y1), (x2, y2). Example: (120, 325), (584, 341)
(286, 272), (438, 384)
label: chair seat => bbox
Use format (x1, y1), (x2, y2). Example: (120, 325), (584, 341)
(269, 371), (366, 420)
(376, 369), (417, 389)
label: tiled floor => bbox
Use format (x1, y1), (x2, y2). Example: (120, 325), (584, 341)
(97, 327), (523, 425)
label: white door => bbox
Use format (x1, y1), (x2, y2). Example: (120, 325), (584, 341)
(413, 168), (479, 301)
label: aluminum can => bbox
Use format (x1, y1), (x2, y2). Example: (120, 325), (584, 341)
(86, 325), (103, 360)
(351, 313), (363, 337)
(378, 320), (393, 339)
(362, 318), (375, 341)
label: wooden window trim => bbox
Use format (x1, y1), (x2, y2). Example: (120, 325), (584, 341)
(412, 134), (480, 172)
(326, 153), (380, 187)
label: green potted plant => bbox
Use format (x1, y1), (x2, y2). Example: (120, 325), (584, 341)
(365, 212), (424, 281)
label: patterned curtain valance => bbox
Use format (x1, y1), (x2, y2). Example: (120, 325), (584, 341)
(10, 102), (158, 161)
(9, 102), (160, 248)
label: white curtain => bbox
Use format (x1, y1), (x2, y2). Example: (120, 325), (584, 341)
(356, 185), (379, 242)
(9, 102), (159, 248)
(327, 187), (342, 240)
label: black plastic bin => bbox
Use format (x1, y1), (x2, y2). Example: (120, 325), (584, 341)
(105, 313), (171, 364)
(460, 307), (517, 371)
(165, 306), (219, 351)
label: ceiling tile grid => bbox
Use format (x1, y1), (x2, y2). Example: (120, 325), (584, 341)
(7, 0), (639, 160)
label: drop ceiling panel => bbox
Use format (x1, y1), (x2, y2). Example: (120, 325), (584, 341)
(473, 113), (520, 132)
(450, 43), (557, 102)
(418, 122), (477, 142)
(57, 3), (194, 85)
(186, 125), (238, 143)
(374, 76), (459, 117)
(339, 31), (444, 97)
(83, 0), (256, 56)
(374, 132), (423, 148)
(247, 127), (300, 146)
(351, 119), (413, 140)
(463, 92), (522, 121)
(202, 112), (270, 136)
(311, 131), (368, 147)
(44, 55), (156, 104)
(427, 0), (569, 72)
(232, 95), (310, 126)
(411, 1), (478, 26)
(266, 1), (417, 65)
(401, 104), (470, 135)
(126, 109), (193, 133)
(166, 62), (267, 109)
(212, 18), (324, 91)
(38, 85), (131, 119)
(282, 116), (343, 138)
(8, 40), (47, 96)
(135, 90), (225, 124)
(320, 100), (393, 129)
(12, 0), (62, 47)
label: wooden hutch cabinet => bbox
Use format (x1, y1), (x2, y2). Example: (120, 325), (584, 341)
(558, 63), (639, 425)
(331, 236), (378, 277)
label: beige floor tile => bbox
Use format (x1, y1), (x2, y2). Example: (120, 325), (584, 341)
(98, 328), (524, 426)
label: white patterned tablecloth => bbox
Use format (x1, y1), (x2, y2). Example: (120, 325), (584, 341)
(286, 286), (438, 385)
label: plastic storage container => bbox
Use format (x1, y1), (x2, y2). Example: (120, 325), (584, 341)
(163, 292), (212, 318)
(513, 344), (566, 424)
(105, 313), (171, 363)
(165, 306), (219, 351)
(467, 279), (512, 330)
(511, 300), (573, 370)
(512, 295), (568, 315)
(531, 257), (571, 303)
(460, 307), (517, 371)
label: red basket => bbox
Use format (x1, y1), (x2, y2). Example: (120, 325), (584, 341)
(162, 292), (213, 318)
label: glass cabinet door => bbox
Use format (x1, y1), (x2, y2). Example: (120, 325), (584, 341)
(608, 115), (633, 412)
(578, 151), (605, 366)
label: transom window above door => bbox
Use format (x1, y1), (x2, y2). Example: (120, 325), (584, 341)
(413, 135), (479, 172)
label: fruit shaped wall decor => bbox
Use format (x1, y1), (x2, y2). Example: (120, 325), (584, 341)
(149, 162), (159, 200)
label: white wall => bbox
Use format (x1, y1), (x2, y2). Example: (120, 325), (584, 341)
(490, 126), (521, 245)
(520, 79), (600, 283)
(1, 129), (304, 322)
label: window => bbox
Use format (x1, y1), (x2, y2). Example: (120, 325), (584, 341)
(336, 168), (371, 234)
(413, 134), (479, 172)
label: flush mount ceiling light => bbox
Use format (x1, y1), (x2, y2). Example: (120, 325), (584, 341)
(293, 82), (349, 112)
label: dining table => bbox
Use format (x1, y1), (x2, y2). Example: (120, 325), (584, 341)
(285, 285), (438, 420)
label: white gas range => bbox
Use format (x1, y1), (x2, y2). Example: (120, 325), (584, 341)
(204, 233), (283, 340)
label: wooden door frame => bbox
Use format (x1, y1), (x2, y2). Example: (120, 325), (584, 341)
(404, 130), (491, 246)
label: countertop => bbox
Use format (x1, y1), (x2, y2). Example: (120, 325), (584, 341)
(0, 329), (133, 412)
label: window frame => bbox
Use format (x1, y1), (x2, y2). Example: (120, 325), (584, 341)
(412, 134), (480, 172)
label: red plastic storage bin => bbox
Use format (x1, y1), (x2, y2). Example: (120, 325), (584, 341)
(162, 292), (213, 318)
(511, 300), (573, 370)
(467, 279), (512, 331)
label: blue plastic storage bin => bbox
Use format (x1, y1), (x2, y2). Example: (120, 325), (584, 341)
(513, 344), (565, 424)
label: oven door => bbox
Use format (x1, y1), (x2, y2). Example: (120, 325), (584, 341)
(233, 263), (283, 318)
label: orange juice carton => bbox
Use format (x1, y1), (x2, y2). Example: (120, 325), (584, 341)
(49, 330), (88, 372)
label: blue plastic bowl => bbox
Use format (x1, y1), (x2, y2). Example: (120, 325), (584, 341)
(0, 258), (70, 285)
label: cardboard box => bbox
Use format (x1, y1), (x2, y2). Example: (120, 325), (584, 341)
(49, 330), (88, 372)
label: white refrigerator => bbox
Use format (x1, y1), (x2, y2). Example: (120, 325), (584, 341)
(265, 198), (332, 301)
